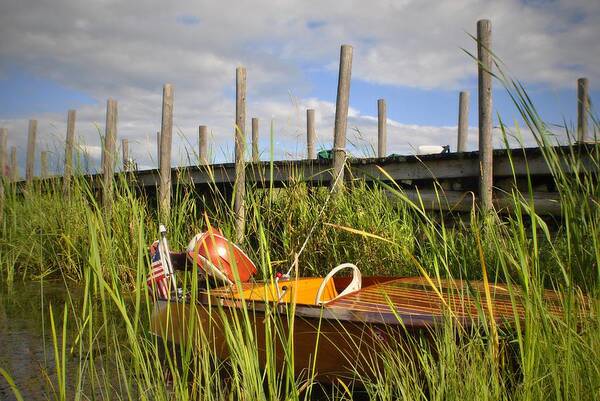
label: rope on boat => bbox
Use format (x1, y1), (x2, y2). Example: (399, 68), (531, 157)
(282, 151), (348, 278)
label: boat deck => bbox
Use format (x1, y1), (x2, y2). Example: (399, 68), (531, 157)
(204, 276), (572, 327)
(326, 277), (564, 324)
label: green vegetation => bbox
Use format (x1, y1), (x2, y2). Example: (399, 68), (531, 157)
(0, 72), (598, 400)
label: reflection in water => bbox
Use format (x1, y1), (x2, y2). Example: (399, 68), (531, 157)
(0, 281), (368, 400)
(1, 281), (82, 400)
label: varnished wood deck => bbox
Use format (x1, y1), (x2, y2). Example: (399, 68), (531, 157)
(203, 276), (571, 328)
(326, 277), (564, 322)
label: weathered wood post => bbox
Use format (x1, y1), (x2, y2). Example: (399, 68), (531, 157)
(103, 99), (118, 210)
(307, 109), (316, 159)
(377, 99), (387, 157)
(159, 84), (174, 220)
(121, 139), (129, 170)
(26, 119), (37, 185)
(63, 109), (76, 194)
(234, 67), (246, 242)
(40, 151), (49, 179)
(457, 91), (470, 152)
(477, 19), (493, 212)
(0, 128), (6, 219)
(10, 147), (18, 181)
(251, 117), (259, 163)
(577, 78), (589, 143)
(332, 45), (353, 192)
(198, 125), (208, 165)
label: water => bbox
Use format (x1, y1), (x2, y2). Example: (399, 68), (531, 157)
(0, 281), (81, 400)
(0, 281), (372, 400)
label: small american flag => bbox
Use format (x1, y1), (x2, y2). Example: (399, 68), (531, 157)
(147, 240), (170, 299)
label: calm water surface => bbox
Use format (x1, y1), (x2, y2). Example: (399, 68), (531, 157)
(1, 281), (90, 400)
(1, 281), (369, 400)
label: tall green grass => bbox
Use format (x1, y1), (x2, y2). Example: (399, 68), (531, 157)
(0, 69), (598, 400)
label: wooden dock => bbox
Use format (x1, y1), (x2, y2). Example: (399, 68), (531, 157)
(61, 144), (594, 215)
(12, 144), (597, 216)
(133, 145), (591, 188)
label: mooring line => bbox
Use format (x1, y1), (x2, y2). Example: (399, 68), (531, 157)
(283, 152), (348, 278)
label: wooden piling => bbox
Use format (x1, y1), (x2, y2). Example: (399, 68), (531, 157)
(63, 109), (76, 194)
(332, 45), (353, 192)
(26, 119), (37, 184)
(235, 67), (246, 242)
(10, 147), (17, 182)
(307, 109), (316, 159)
(41, 151), (49, 179)
(198, 125), (208, 165)
(103, 99), (118, 210)
(159, 84), (174, 219)
(577, 78), (589, 143)
(457, 91), (470, 152)
(122, 138), (129, 170)
(377, 99), (387, 157)
(252, 117), (259, 163)
(477, 19), (493, 212)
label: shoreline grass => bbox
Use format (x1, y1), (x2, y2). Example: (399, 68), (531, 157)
(0, 68), (599, 400)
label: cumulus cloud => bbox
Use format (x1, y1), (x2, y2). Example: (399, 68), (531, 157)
(0, 0), (595, 174)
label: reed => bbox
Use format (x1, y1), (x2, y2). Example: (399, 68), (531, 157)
(0, 68), (598, 400)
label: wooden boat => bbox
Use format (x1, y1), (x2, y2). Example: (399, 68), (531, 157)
(148, 227), (566, 381)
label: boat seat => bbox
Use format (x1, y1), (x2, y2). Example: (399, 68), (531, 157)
(228, 278), (338, 305)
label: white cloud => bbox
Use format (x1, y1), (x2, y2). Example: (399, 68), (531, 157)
(0, 0), (595, 174)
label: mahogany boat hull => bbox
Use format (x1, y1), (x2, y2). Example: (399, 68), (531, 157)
(149, 276), (567, 381)
(149, 298), (428, 381)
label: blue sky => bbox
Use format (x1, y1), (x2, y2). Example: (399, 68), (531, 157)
(0, 0), (598, 172)
(0, 66), (594, 125)
(0, 68), (95, 118)
(1, 64), (593, 134)
(304, 68), (596, 128)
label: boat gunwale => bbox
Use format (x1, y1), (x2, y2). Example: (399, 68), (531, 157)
(154, 276), (574, 329)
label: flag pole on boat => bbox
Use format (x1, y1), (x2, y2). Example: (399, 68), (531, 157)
(159, 224), (178, 295)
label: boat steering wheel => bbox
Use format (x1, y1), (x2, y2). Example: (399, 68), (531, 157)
(315, 263), (362, 305)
